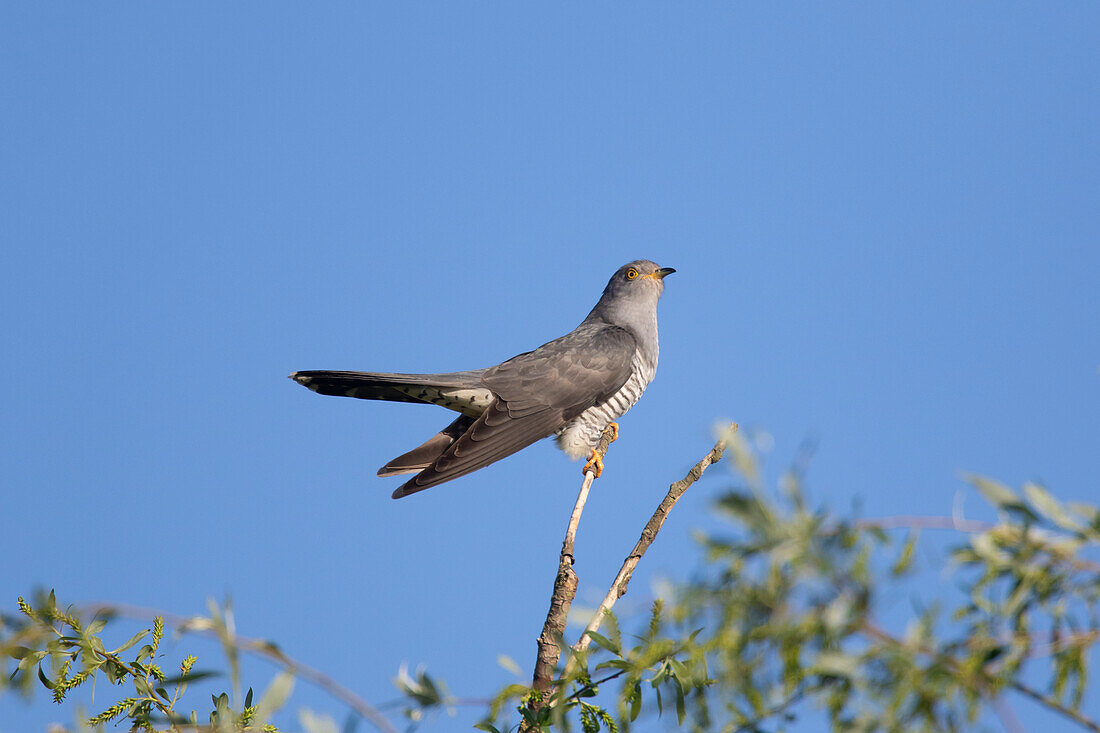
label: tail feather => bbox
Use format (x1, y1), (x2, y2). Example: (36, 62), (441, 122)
(289, 369), (493, 415)
(376, 414), (476, 477)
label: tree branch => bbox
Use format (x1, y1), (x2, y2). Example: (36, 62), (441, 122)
(734, 685), (806, 733)
(855, 515), (993, 532)
(83, 602), (399, 733)
(572, 424), (735, 658)
(860, 620), (1100, 733)
(522, 425), (618, 728)
(1008, 680), (1100, 733)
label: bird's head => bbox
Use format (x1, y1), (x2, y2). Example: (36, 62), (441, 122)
(604, 260), (676, 299)
(585, 260), (676, 332)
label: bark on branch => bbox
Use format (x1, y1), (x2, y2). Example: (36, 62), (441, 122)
(524, 425), (618, 726)
(572, 423), (735, 658)
(523, 423), (736, 729)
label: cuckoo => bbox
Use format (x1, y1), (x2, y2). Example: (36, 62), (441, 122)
(290, 259), (675, 498)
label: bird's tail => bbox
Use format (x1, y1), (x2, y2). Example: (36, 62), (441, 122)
(289, 369), (492, 415)
(376, 414), (476, 478)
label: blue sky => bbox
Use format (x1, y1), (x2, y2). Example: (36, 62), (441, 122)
(2, 3), (1098, 731)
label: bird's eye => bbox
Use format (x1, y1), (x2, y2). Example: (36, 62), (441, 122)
(626, 268), (639, 280)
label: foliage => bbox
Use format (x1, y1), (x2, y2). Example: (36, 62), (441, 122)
(459, 439), (1100, 732)
(1, 592), (294, 732)
(3, 436), (1098, 732)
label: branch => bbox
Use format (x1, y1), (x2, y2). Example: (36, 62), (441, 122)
(860, 621), (1100, 733)
(856, 516), (1100, 575)
(83, 602), (399, 733)
(572, 424), (735, 658)
(856, 515), (993, 533)
(734, 685), (806, 733)
(522, 424), (618, 728)
(1008, 680), (1100, 733)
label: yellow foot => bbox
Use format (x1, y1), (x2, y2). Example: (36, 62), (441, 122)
(607, 422), (619, 443)
(582, 448), (604, 478)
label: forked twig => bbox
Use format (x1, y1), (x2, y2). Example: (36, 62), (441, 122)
(571, 423), (735, 659)
(522, 423), (736, 732)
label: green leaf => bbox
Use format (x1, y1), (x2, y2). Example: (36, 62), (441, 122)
(299, 709), (341, 733)
(8, 646), (35, 660)
(37, 664), (55, 690)
(594, 659), (631, 671)
(17, 651), (43, 673)
(473, 723), (501, 733)
(1024, 482), (1082, 532)
(133, 675), (152, 696)
(968, 474), (1039, 522)
(968, 475), (1017, 508)
(971, 532), (1008, 565)
(891, 531), (918, 575)
(496, 654), (522, 677)
(253, 672), (294, 724)
(1066, 501), (1099, 534)
(114, 629), (150, 655)
(811, 652), (858, 679)
(586, 631), (621, 656)
(630, 681), (642, 721)
(162, 670), (219, 686)
(651, 663), (668, 687)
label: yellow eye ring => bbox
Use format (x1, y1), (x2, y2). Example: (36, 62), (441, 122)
(626, 268), (639, 280)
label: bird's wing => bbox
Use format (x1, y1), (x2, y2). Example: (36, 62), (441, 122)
(392, 325), (636, 498)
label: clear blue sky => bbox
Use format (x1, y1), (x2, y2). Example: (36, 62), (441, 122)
(2, 4), (1098, 731)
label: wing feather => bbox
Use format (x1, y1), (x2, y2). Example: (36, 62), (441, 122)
(391, 324), (637, 498)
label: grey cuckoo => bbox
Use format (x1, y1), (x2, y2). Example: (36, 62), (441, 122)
(290, 259), (675, 499)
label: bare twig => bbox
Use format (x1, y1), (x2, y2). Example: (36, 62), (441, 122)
(991, 694), (1026, 733)
(83, 602), (399, 733)
(563, 447), (604, 563)
(1008, 680), (1100, 733)
(522, 425), (618, 729)
(571, 423), (735, 658)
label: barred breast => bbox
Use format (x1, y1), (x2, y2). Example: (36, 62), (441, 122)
(555, 350), (656, 459)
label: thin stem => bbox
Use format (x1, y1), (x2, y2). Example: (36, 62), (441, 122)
(856, 516), (993, 532)
(83, 602), (398, 733)
(571, 424), (735, 660)
(564, 466), (598, 561)
(734, 686), (806, 733)
(860, 621), (1100, 733)
(1008, 680), (1100, 733)
(562, 670), (627, 705)
(522, 424), (618, 731)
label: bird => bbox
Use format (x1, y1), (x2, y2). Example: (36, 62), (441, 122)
(290, 259), (675, 499)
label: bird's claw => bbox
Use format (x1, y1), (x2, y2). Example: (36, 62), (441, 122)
(607, 422), (619, 443)
(583, 448), (604, 479)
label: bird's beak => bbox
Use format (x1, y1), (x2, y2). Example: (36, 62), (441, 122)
(654, 267), (676, 280)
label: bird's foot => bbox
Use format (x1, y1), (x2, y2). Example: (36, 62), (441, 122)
(607, 422), (619, 443)
(582, 448), (604, 479)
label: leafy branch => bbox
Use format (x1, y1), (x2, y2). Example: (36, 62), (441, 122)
(3, 591), (285, 732)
